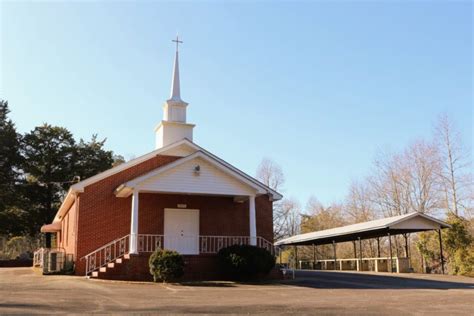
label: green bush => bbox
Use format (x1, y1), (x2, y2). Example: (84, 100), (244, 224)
(444, 214), (474, 276)
(217, 245), (275, 280)
(149, 249), (184, 282)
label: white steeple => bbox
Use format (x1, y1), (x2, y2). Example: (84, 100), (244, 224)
(155, 36), (195, 149)
(170, 50), (181, 101)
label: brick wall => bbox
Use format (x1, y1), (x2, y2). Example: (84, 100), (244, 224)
(75, 155), (180, 274)
(73, 154), (274, 276)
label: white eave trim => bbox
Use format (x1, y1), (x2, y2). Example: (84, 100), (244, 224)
(70, 138), (200, 193)
(52, 189), (76, 223)
(388, 212), (451, 229)
(115, 150), (266, 197)
(68, 138), (281, 200)
(189, 143), (283, 201)
(52, 138), (282, 225)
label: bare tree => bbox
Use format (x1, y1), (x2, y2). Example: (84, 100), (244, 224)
(277, 198), (301, 239)
(256, 158), (300, 240)
(256, 158), (285, 192)
(369, 151), (412, 217)
(345, 179), (375, 223)
(435, 114), (472, 217)
(403, 140), (442, 215)
(368, 141), (442, 217)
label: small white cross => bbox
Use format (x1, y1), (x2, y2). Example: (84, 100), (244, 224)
(172, 35), (183, 52)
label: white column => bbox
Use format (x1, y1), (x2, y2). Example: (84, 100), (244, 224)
(249, 195), (257, 246)
(130, 190), (139, 254)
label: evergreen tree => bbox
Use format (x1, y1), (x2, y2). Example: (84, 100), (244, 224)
(20, 125), (116, 234)
(73, 135), (114, 181)
(0, 100), (24, 235)
(21, 124), (76, 234)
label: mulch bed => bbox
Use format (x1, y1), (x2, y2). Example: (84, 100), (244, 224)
(0, 259), (33, 267)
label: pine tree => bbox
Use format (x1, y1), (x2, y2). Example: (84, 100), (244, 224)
(0, 100), (24, 235)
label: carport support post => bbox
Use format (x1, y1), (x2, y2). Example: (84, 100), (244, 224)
(332, 240), (337, 270)
(313, 244), (316, 270)
(404, 234), (409, 258)
(294, 246), (298, 270)
(438, 229), (445, 275)
(388, 233), (393, 273)
(279, 247), (282, 265)
(358, 237), (363, 271)
(376, 237), (381, 257)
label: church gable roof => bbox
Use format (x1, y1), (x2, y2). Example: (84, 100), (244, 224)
(115, 152), (260, 197)
(69, 138), (200, 193)
(53, 139), (282, 222)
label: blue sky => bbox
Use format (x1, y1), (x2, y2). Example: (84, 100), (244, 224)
(1, 1), (472, 208)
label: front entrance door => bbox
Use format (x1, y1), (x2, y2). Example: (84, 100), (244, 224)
(164, 209), (199, 255)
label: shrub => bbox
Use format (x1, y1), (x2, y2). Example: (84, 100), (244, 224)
(149, 249), (184, 282)
(217, 245), (275, 280)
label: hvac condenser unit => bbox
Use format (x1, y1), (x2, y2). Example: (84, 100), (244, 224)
(46, 250), (65, 273)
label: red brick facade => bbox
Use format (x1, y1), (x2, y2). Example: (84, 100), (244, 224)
(57, 154), (274, 278)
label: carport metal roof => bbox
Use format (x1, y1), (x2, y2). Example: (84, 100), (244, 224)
(274, 212), (451, 247)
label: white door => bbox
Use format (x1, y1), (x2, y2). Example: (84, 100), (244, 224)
(164, 209), (199, 255)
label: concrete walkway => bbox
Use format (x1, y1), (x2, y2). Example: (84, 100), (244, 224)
(0, 268), (473, 315)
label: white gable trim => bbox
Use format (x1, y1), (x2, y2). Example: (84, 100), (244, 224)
(388, 212), (450, 229)
(70, 138), (200, 193)
(52, 139), (199, 223)
(115, 151), (263, 197)
(53, 138), (282, 224)
(189, 143), (283, 201)
(67, 138), (281, 199)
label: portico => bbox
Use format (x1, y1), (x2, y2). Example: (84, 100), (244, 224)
(126, 191), (260, 256)
(114, 151), (267, 256)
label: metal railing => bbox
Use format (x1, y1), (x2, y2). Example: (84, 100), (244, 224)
(138, 234), (164, 252)
(199, 236), (274, 254)
(33, 248), (46, 267)
(82, 234), (130, 276)
(81, 234), (274, 275)
(256, 236), (275, 255)
(33, 248), (66, 273)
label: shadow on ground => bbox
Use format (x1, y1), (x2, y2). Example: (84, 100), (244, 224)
(179, 281), (237, 287)
(282, 270), (474, 290)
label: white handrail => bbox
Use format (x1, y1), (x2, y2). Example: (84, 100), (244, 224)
(82, 234), (130, 276)
(81, 234), (274, 276)
(33, 248), (46, 267)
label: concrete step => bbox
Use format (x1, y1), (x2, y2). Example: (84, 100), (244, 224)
(107, 263), (115, 268)
(116, 258), (122, 264)
(91, 271), (98, 278)
(124, 254), (131, 259)
(99, 267), (107, 272)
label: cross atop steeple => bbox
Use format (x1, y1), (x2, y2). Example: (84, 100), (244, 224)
(172, 35), (183, 53)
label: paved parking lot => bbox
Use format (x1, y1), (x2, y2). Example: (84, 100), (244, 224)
(1, 268), (473, 315)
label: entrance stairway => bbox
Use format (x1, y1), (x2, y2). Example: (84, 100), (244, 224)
(83, 234), (275, 280)
(90, 254), (130, 279)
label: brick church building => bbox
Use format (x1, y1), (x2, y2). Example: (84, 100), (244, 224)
(37, 39), (282, 280)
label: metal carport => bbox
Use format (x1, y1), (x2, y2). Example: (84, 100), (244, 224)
(275, 212), (451, 273)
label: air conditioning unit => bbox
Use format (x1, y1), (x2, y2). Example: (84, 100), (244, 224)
(45, 250), (65, 274)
